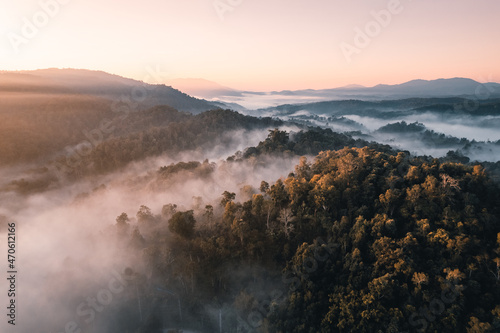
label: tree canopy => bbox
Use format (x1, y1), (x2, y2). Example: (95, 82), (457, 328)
(110, 146), (500, 332)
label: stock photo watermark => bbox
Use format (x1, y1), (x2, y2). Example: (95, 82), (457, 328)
(51, 65), (170, 177)
(340, 0), (409, 63)
(238, 237), (339, 331)
(53, 268), (135, 333)
(5, 223), (17, 326)
(454, 75), (498, 113)
(406, 282), (465, 332)
(213, 0), (244, 21)
(6, 0), (72, 54)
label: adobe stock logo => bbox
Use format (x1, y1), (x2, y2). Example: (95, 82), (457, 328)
(54, 269), (135, 333)
(339, 0), (409, 63)
(213, 0), (243, 21)
(6, 0), (72, 54)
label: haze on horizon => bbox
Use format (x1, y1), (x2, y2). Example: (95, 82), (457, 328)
(1, 0), (500, 91)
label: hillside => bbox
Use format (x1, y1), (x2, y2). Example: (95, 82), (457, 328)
(0, 69), (218, 113)
(0, 69), (235, 167)
(102, 144), (500, 332)
(258, 97), (500, 118)
(166, 78), (242, 99)
(0, 93), (114, 166)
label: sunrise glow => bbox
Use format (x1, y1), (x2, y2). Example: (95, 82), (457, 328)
(1, 0), (499, 90)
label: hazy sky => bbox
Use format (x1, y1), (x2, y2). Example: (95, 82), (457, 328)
(1, 0), (499, 90)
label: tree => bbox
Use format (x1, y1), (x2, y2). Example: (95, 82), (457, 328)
(168, 211), (196, 239)
(467, 317), (492, 332)
(260, 180), (269, 194)
(295, 156), (312, 180)
(161, 203), (177, 219)
(278, 207), (295, 239)
(265, 129), (289, 151)
(137, 205), (154, 224)
(412, 272), (429, 291)
(115, 212), (130, 237)
(220, 191), (236, 207)
(203, 205), (214, 225)
(379, 189), (401, 217)
(129, 227), (146, 249)
(239, 185), (255, 202)
(337, 151), (361, 186)
(231, 218), (250, 245)
(269, 179), (288, 209)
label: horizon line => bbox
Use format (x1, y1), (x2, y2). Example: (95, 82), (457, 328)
(1, 67), (499, 92)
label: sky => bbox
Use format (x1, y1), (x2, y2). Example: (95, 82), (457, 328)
(1, 0), (499, 91)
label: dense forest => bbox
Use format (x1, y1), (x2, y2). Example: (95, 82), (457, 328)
(50, 108), (282, 176)
(84, 132), (500, 333)
(0, 93), (115, 165)
(2, 110), (397, 195)
(2, 71), (500, 333)
(0, 69), (223, 166)
(1, 108), (283, 194)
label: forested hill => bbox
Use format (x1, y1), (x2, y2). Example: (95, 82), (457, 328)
(0, 69), (218, 113)
(0, 93), (114, 166)
(0, 107), (285, 193)
(258, 97), (500, 117)
(51, 108), (283, 177)
(107, 147), (500, 332)
(0, 70), (221, 168)
(0, 97), (274, 168)
(4, 119), (399, 195)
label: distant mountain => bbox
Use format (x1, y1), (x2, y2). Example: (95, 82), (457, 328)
(256, 97), (500, 119)
(166, 78), (242, 99)
(0, 68), (219, 114)
(208, 78), (500, 110)
(369, 78), (500, 97)
(0, 71), (71, 93)
(338, 84), (366, 89)
(269, 78), (500, 100)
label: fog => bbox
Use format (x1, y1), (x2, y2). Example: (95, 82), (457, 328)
(2, 89), (499, 331)
(343, 115), (403, 132)
(246, 103), (500, 162)
(250, 108), (500, 162)
(401, 113), (500, 142)
(219, 92), (333, 110)
(0, 125), (304, 333)
(332, 113), (500, 142)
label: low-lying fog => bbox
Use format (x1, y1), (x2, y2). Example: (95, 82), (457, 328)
(344, 114), (500, 142)
(248, 105), (500, 162)
(343, 113), (500, 161)
(0, 127), (302, 333)
(216, 92), (335, 110)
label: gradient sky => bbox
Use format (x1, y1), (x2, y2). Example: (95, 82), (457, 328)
(1, 0), (499, 90)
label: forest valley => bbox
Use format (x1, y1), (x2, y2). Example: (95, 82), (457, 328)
(52, 131), (499, 333)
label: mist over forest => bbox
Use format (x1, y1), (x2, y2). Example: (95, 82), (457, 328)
(1, 70), (500, 333)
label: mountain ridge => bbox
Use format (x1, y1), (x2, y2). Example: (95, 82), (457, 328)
(270, 77), (500, 100)
(0, 68), (220, 114)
